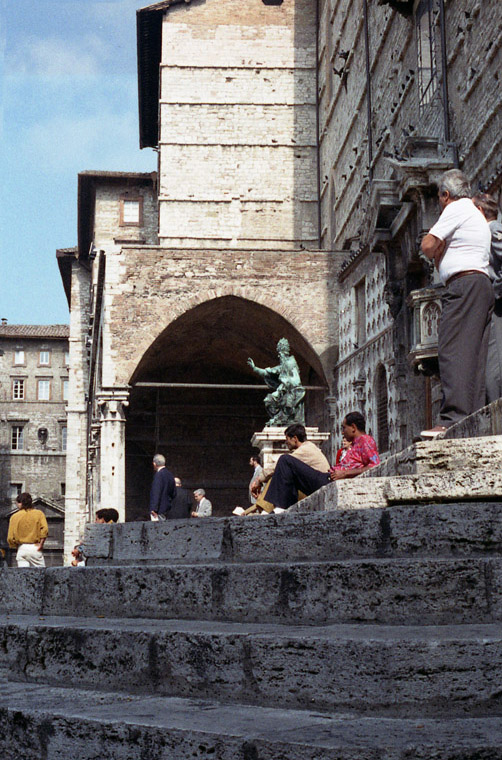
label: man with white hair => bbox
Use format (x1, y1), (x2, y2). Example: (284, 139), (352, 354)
(149, 454), (176, 521)
(192, 489), (212, 517)
(421, 169), (493, 436)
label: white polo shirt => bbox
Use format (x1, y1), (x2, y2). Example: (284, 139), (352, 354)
(429, 197), (491, 285)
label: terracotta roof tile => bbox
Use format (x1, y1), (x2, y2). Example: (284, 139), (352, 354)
(0, 324), (69, 338)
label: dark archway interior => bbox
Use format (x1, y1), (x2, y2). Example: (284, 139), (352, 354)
(125, 296), (328, 518)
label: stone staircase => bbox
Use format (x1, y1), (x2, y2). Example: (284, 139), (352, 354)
(1, 437), (502, 758)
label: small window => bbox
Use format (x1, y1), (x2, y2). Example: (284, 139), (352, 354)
(38, 379), (51, 401)
(120, 196), (143, 226)
(262, 0), (283, 5)
(354, 279), (366, 347)
(62, 379), (69, 401)
(39, 350), (50, 366)
(416, 0), (438, 110)
(64, 350), (70, 366)
(376, 364), (390, 453)
(11, 426), (24, 450)
(9, 483), (23, 500)
(61, 426), (67, 452)
(14, 349), (25, 365)
(12, 379), (25, 400)
(60, 482), (66, 496)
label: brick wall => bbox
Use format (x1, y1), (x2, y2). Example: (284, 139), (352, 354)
(158, 0), (319, 249)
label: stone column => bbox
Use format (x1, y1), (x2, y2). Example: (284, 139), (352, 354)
(97, 387), (129, 522)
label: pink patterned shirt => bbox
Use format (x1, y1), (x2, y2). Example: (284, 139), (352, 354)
(332, 434), (380, 472)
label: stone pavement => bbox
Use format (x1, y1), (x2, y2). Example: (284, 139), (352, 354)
(2, 429), (502, 757)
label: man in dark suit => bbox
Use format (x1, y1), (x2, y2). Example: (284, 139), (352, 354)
(149, 454), (176, 521)
(168, 477), (193, 519)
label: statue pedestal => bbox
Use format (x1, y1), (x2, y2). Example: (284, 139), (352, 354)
(251, 427), (330, 473)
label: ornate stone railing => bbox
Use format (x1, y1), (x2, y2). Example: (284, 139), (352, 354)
(407, 286), (444, 375)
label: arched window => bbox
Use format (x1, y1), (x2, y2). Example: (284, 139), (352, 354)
(375, 364), (389, 453)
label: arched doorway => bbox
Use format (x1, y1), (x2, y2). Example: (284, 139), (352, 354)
(125, 296), (328, 518)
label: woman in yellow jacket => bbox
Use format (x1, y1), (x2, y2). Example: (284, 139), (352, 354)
(7, 492), (48, 567)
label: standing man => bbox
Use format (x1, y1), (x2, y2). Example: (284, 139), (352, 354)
(149, 454), (176, 521)
(169, 477), (193, 519)
(248, 454), (263, 505)
(8, 492), (48, 567)
(192, 489), (212, 517)
(421, 169), (493, 437)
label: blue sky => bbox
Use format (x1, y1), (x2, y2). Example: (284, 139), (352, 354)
(0, 0), (156, 324)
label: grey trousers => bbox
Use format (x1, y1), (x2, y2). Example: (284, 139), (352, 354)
(486, 299), (502, 403)
(438, 272), (494, 427)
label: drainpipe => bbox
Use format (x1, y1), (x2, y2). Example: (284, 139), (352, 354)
(315, 0), (322, 247)
(363, 0), (374, 183)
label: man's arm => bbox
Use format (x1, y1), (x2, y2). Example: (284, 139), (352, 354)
(421, 234), (446, 269)
(149, 473), (161, 514)
(330, 465), (372, 481)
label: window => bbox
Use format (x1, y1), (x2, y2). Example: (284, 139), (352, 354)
(119, 196), (143, 226)
(354, 279), (366, 347)
(12, 379), (25, 400)
(416, 0), (438, 110)
(14, 349), (25, 365)
(61, 426), (67, 452)
(11, 426), (24, 450)
(38, 379), (51, 401)
(39, 350), (50, 366)
(9, 483), (23, 500)
(375, 364), (390, 453)
(60, 482), (66, 496)
(62, 379), (69, 401)
(64, 350), (70, 366)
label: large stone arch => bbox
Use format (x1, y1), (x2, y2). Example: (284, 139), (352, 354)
(124, 295), (330, 518)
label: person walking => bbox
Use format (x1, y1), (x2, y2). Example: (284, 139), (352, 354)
(149, 454), (176, 521)
(192, 489), (212, 517)
(7, 492), (48, 567)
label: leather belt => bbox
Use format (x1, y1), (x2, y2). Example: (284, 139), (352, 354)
(445, 270), (490, 287)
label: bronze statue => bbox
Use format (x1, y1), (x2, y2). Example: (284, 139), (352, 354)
(248, 338), (305, 426)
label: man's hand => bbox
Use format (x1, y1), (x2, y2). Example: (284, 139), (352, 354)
(250, 479), (262, 498)
(191, 511), (199, 518)
(247, 358), (255, 370)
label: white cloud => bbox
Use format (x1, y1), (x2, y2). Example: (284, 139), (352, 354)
(7, 34), (111, 77)
(20, 107), (155, 175)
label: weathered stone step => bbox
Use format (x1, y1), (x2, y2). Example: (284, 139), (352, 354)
(1, 556), (501, 625)
(84, 502), (502, 566)
(297, 469), (502, 512)
(2, 681), (502, 760)
(2, 614), (502, 718)
(364, 435), (502, 479)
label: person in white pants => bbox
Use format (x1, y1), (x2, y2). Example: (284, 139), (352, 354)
(7, 492), (48, 567)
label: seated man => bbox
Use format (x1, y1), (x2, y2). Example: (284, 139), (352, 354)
(253, 413), (379, 511)
(250, 422), (331, 513)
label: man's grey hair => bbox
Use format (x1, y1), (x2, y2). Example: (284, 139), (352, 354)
(438, 169), (471, 200)
(153, 454), (165, 467)
(194, 488), (205, 496)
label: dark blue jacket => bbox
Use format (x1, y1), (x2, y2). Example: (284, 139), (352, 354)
(149, 467), (176, 516)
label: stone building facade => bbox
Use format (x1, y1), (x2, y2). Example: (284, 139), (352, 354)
(59, 0), (502, 560)
(0, 323), (68, 565)
(318, 0), (502, 452)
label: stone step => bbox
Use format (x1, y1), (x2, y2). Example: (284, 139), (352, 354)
(1, 556), (501, 625)
(1, 681), (502, 760)
(2, 614), (502, 718)
(84, 503), (502, 565)
(362, 435), (502, 478)
(296, 468), (502, 512)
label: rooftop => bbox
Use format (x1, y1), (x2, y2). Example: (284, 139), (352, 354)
(0, 324), (69, 339)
